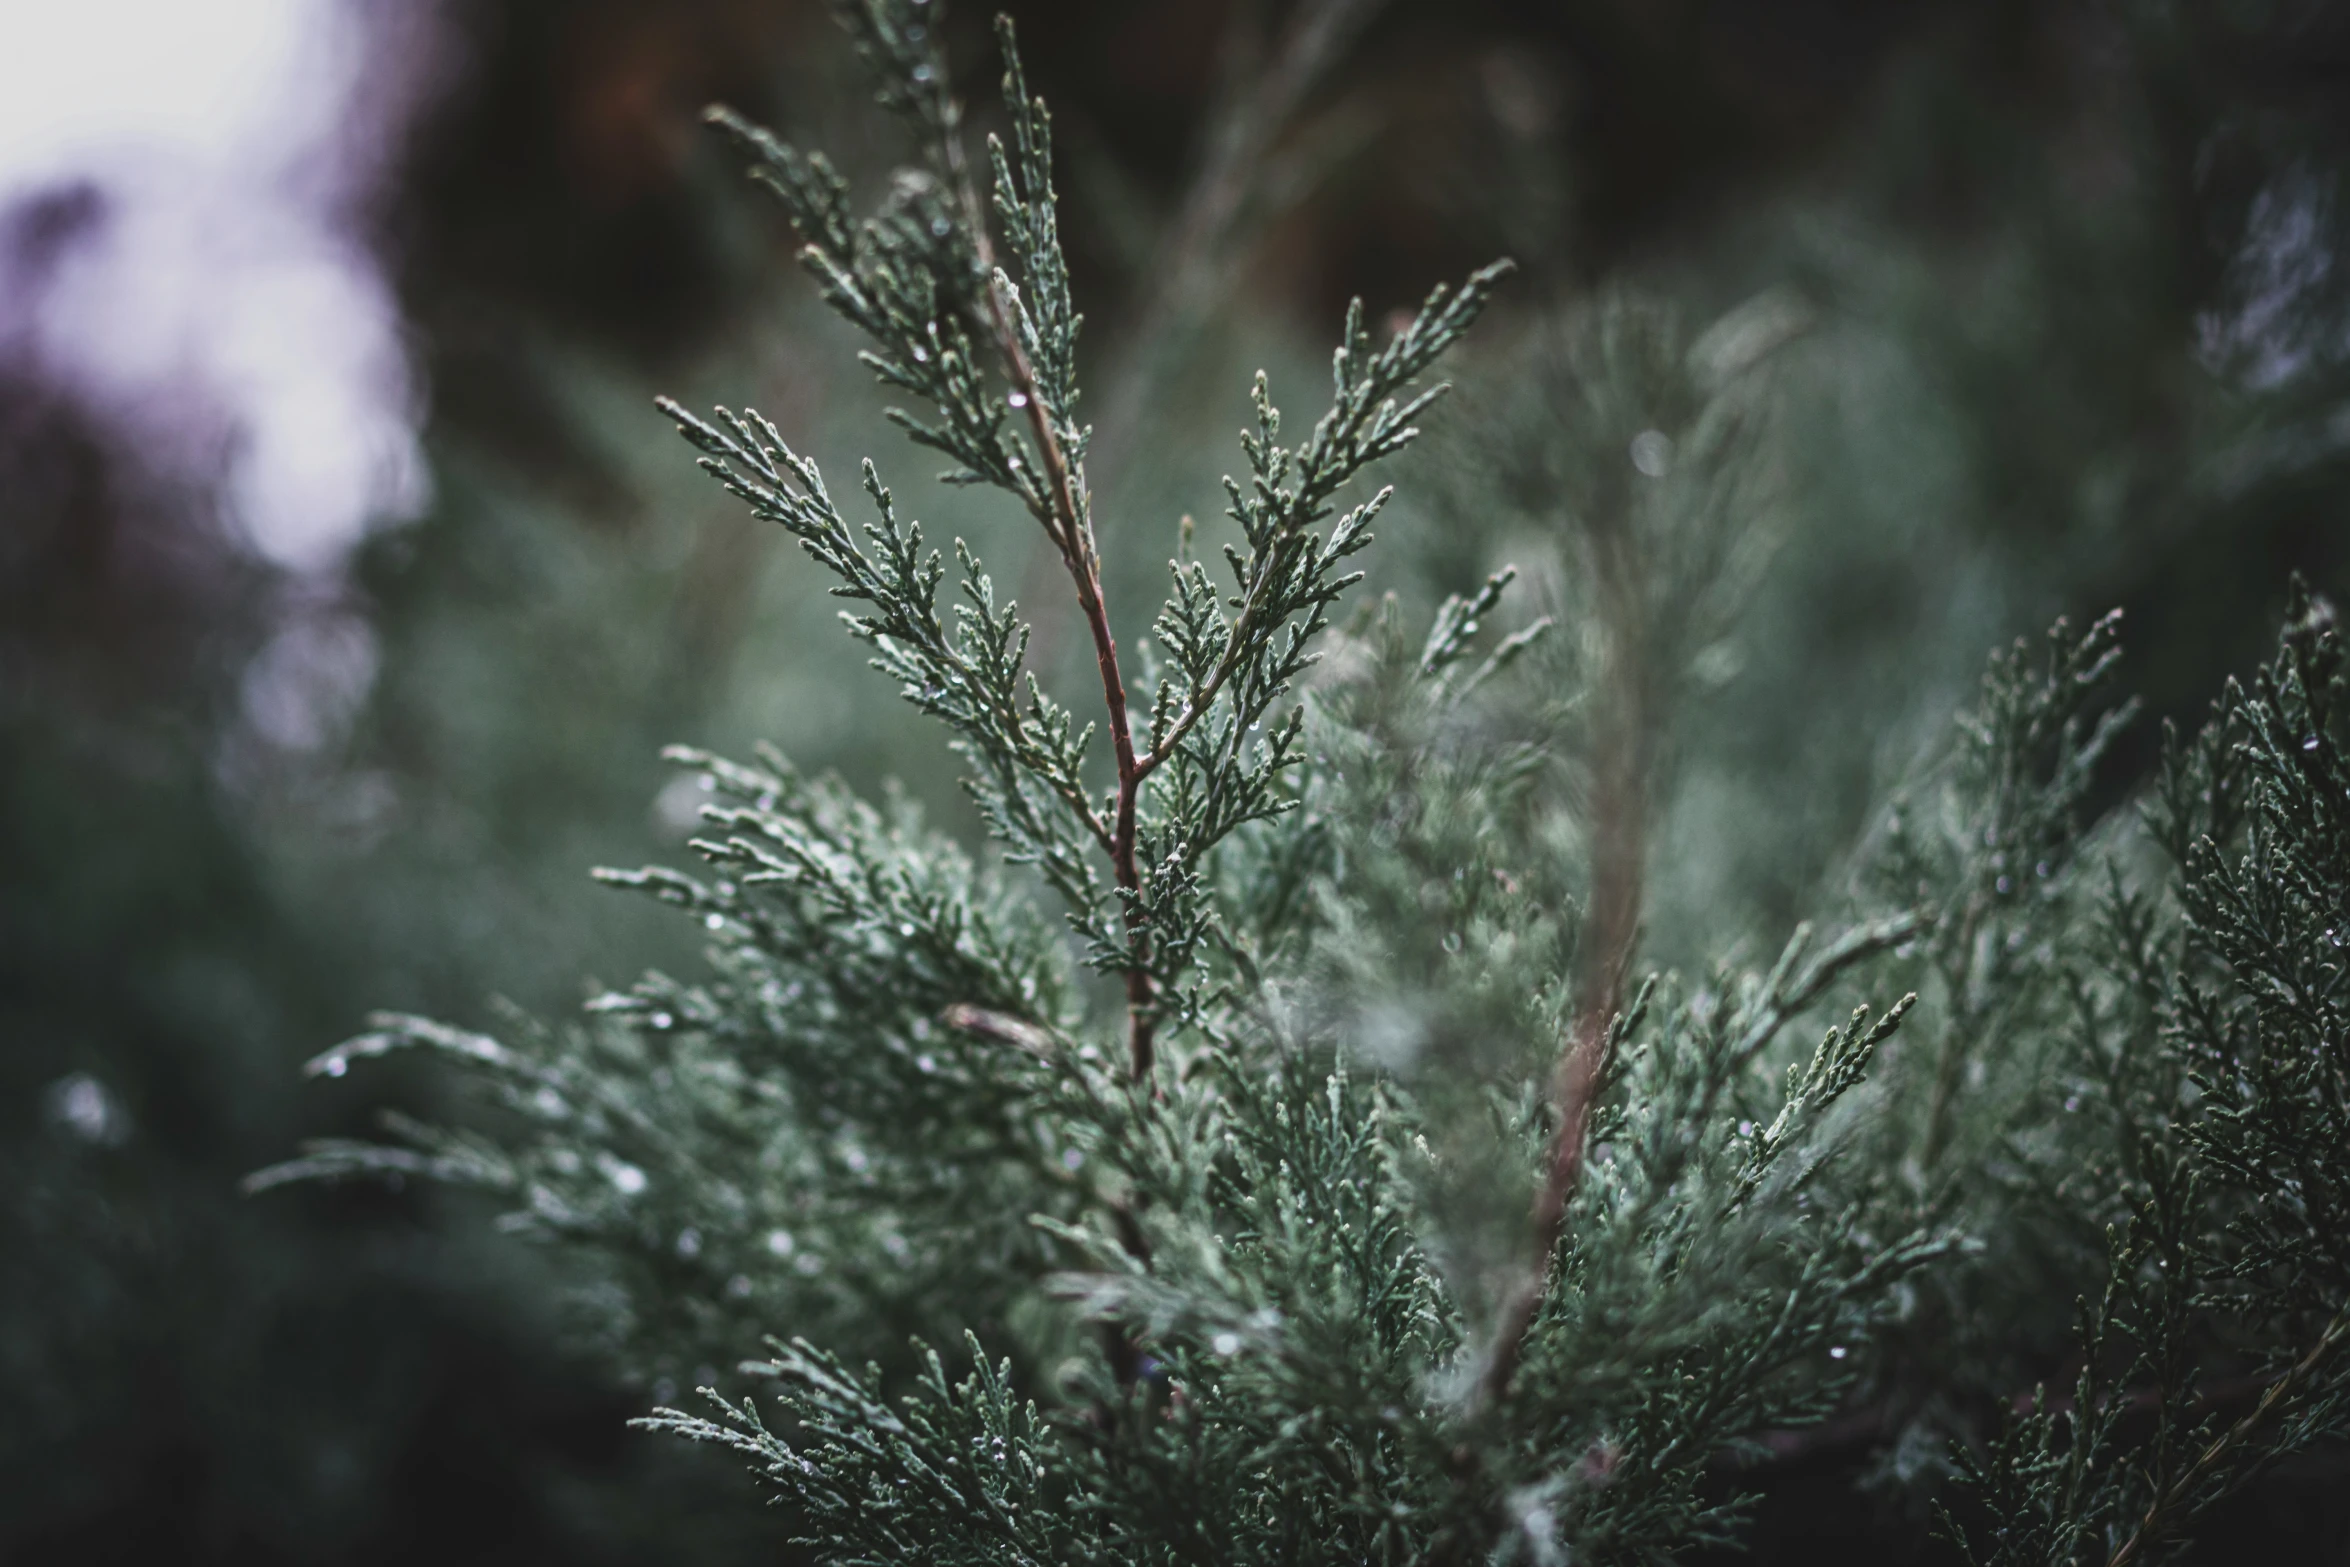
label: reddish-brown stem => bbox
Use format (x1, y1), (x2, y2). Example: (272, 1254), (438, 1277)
(1018, 0), (1388, 667)
(991, 282), (1157, 1085)
(1478, 519), (1650, 1413)
(945, 85), (1157, 1087)
(1478, 756), (1644, 1409)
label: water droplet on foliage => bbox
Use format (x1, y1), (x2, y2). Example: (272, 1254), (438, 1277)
(705, 913), (725, 931)
(2064, 1096), (2080, 1112)
(916, 1053), (937, 1074)
(929, 217), (949, 237)
(1996, 876), (2013, 895)
(1629, 429), (1674, 477)
(47, 1073), (127, 1145)
(1007, 391), (1029, 409)
(676, 1227), (702, 1259)
(1828, 1346), (1848, 1360)
(766, 1228), (796, 1258)
(1212, 1332), (1242, 1356)
(727, 1274), (753, 1299)
(1062, 1148), (1085, 1171)
(650, 1012), (674, 1030)
(2307, 736), (2322, 751)
(323, 1057), (348, 1078)
(912, 64), (935, 83)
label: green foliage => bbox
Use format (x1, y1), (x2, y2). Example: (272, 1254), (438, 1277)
(252, 4), (2350, 1562)
(682, 4), (1509, 1060)
(1943, 588), (2350, 1565)
(249, 749), (1086, 1370)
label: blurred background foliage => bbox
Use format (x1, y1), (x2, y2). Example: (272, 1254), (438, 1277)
(7, 0), (2350, 1559)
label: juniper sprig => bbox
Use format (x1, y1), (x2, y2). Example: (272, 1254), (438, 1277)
(253, 6), (2350, 1562)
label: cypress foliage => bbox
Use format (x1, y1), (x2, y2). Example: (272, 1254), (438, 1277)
(254, 4), (2350, 1559)
(1943, 589), (2350, 1565)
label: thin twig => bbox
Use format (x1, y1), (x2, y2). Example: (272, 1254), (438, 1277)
(1478, 517), (1652, 1411)
(943, 28), (1158, 1085)
(2105, 1310), (2350, 1567)
(1134, 514), (1295, 781)
(1016, 0), (1392, 674)
(942, 3), (1394, 1085)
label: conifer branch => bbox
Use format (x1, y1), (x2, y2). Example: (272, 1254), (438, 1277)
(253, 16), (2256, 1564)
(2106, 1310), (2350, 1567)
(956, 17), (1157, 1081)
(1479, 497), (1654, 1410)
